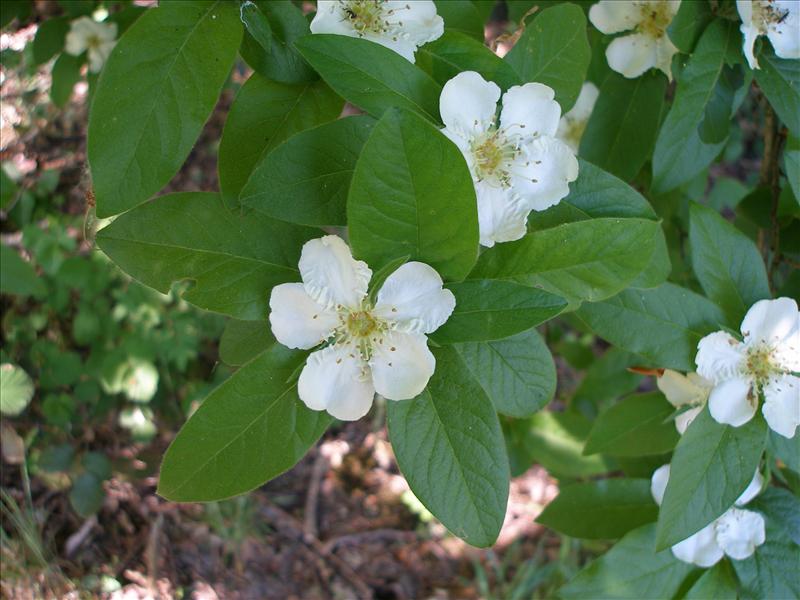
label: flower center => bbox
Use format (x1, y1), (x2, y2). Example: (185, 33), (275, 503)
(470, 128), (520, 187)
(636, 1), (673, 39)
(87, 35), (102, 50)
(752, 0), (791, 32)
(333, 305), (390, 361)
(745, 344), (778, 384)
(347, 310), (379, 338)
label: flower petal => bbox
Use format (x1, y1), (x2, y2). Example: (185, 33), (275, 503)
(740, 297), (799, 346)
(589, 0), (641, 34)
(385, 0), (444, 47)
(714, 508), (766, 560)
(650, 463), (671, 506)
(654, 35), (678, 79)
(567, 81), (600, 123)
(440, 71), (500, 137)
(657, 370), (710, 408)
(368, 331), (435, 400)
(473, 183), (530, 247)
(606, 33), (658, 79)
(269, 283), (339, 350)
(767, 1), (800, 61)
(695, 331), (745, 384)
(739, 22), (761, 69)
(373, 262), (456, 334)
(511, 136), (579, 212)
(671, 522), (725, 568)
(500, 83), (561, 138)
(310, 1), (355, 35)
(298, 344), (375, 421)
(299, 235), (372, 310)
(735, 469), (764, 507)
(762, 374), (800, 439)
(676, 406), (704, 435)
(708, 376), (758, 427)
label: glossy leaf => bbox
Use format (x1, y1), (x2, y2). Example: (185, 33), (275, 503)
(158, 345), (331, 501)
(387, 346), (508, 547)
(455, 329), (556, 418)
(218, 75), (342, 208)
(240, 1), (271, 53)
(755, 46), (800, 135)
(537, 479), (658, 539)
(583, 392), (680, 457)
(96, 192), (318, 320)
(504, 3), (590, 111)
(667, 0), (713, 53)
(576, 283), (727, 371)
(432, 280), (566, 344)
(348, 108), (479, 281)
(240, 116), (374, 226)
(0, 364), (35, 416)
(0, 244), (45, 298)
(784, 135), (800, 202)
(685, 562), (738, 600)
(656, 407), (767, 550)
(32, 16), (68, 65)
(434, 0), (484, 40)
(732, 518), (800, 600)
(50, 53), (82, 108)
(294, 34), (442, 122)
(219, 319), (274, 367)
(88, 0), (242, 217)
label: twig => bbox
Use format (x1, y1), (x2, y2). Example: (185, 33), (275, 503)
(758, 103), (785, 292)
(64, 516), (97, 557)
(303, 451), (328, 538)
(321, 529), (417, 554)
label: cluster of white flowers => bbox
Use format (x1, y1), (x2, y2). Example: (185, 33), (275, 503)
(588, 0), (681, 79)
(310, 0), (443, 62)
(656, 369), (712, 434)
(439, 72), (579, 247)
(555, 82), (599, 154)
(737, 0), (800, 69)
(695, 298), (799, 439)
(64, 16), (117, 73)
(269, 235), (455, 421)
(651, 464), (766, 566)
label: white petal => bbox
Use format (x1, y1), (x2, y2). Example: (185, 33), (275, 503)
(385, 0), (444, 46)
(762, 374), (800, 439)
(298, 344), (375, 421)
(740, 22), (761, 69)
(474, 183), (530, 247)
(439, 71), (500, 137)
(715, 508), (766, 560)
(650, 463), (671, 506)
(269, 283), (339, 350)
(606, 33), (659, 79)
(511, 136), (578, 212)
(695, 331), (745, 383)
(735, 469), (764, 506)
(299, 235), (372, 310)
(740, 297), (799, 347)
(500, 83), (561, 138)
(671, 522), (725, 568)
(589, 0), (641, 34)
(657, 369), (710, 408)
(64, 30), (87, 56)
(768, 2), (800, 61)
(88, 48), (105, 73)
(373, 262), (455, 334)
(654, 35), (679, 79)
(676, 406), (704, 435)
(362, 32), (418, 62)
(708, 376), (758, 427)
(368, 330), (435, 400)
(567, 82), (600, 123)
(310, 1), (353, 36)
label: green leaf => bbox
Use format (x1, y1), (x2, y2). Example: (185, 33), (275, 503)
(667, 0), (714, 53)
(572, 349), (645, 410)
(560, 524), (694, 600)
(575, 283), (727, 371)
(32, 16), (68, 65)
(240, 115), (374, 226)
(0, 364), (34, 416)
(239, 0), (316, 84)
(95, 192), (318, 320)
(748, 487), (800, 546)
(685, 561), (738, 600)
(732, 518), (800, 600)
(434, 0), (484, 40)
(655, 407), (767, 550)
(471, 218), (658, 303)
(387, 346), (509, 547)
(218, 75), (342, 207)
(689, 202), (770, 326)
(240, 1), (271, 53)
(348, 108), (479, 281)
(580, 72), (665, 181)
(652, 20), (741, 194)
(768, 428), (800, 473)
(294, 34), (442, 122)
(755, 46), (800, 135)
(431, 280), (565, 344)
(219, 319), (273, 367)
(454, 329), (556, 418)
(504, 3), (590, 111)
(583, 392), (680, 457)
(416, 31), (520, 89)
(784, 135), (800, 202)
(69, 473), (105, 517)
(88, 0), (243, 217)
(50, 52), (82, 108)
(158, 345), (331, 501)
(537, 479), (658, 539)
(698, 63), (745, 144)
(0, 244), (45, 297)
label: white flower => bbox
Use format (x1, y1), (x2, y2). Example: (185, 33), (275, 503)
(64, 16), (117, 73)
(657, 369), (713, 434)
(556, 82), (599, 154)
(439, 72), (579, 247)
(310, 0), (444, 63)
(651, 464), (766, 566)
(588, 1), (681, 79)
(269, 235), (455, 421)
(695, 298), (800, 439)
(737, 1), (800, 69)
